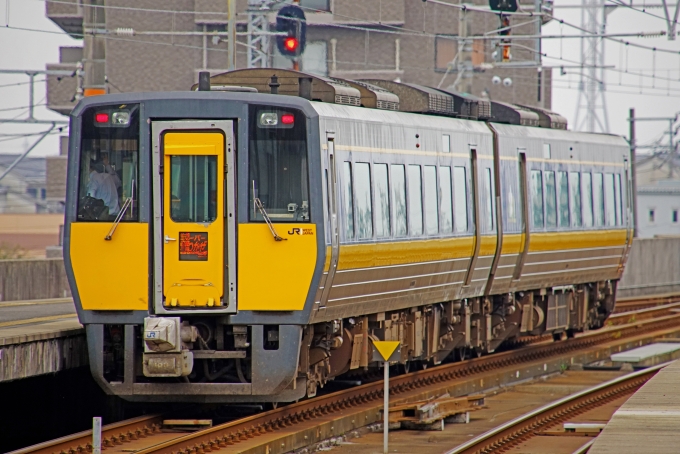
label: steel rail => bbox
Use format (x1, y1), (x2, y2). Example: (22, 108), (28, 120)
(14, 303), (680, 454)
(129, 313), (680, 454)
(8, 414), (164, 454)
(445, 363), (666, 454)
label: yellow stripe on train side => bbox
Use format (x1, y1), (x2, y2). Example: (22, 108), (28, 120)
(529, 229), (627, 252)
(337, 236), (476, 270)
(329, 230), (627, 273)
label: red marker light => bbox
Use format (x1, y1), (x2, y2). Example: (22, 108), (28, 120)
(284, 37), (299, 52)
(281, 114), (295, 125)
(95, 113), (109, 123)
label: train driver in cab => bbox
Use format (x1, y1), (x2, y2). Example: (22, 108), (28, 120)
(87, 159), (120, 216)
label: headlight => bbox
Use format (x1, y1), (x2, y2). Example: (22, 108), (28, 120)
(112, 111), (130, 125)
(259, 112), (278, 126)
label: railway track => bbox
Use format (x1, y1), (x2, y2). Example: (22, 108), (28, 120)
(614, 292), (680, 313)
(9, 415), (166, 454)
(15, 304), (680, 454)
(445, 363), (662, 454)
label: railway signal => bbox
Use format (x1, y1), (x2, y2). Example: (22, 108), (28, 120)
(276, 5), (306, 58)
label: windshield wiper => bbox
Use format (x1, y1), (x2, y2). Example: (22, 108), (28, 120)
(254, 198), (287, 242)
(105, 197), (132, 241)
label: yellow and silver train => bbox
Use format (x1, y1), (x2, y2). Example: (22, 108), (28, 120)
(64, 70), (632, 402)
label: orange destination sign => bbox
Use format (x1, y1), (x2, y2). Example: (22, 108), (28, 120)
(179, 232), (208, 261)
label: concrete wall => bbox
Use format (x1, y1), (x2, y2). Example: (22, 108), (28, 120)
(618, 238), (680, 298)
(0, 259), (71, 302)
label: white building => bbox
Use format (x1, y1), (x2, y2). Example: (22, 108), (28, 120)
(635, 154), (680, 238)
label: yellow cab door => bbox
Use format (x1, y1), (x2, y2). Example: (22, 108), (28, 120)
(162, 131), (224, 308)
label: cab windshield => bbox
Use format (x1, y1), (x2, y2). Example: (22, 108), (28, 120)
(77, 104), (139, 221)
(248, 106), (309, 222)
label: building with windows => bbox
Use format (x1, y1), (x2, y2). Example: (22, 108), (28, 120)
(635, 154), (680, 238)
(45, 0), (552, 114)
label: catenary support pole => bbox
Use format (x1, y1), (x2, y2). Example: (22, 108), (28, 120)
(629, 108), (638, 237)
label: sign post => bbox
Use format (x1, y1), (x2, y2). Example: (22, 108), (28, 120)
(92, 417), (102, 454)
(372, 341), (401, 454)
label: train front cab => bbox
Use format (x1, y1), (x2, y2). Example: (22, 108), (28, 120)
(65, 94), (324, 402)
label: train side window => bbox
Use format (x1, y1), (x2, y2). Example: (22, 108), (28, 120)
(557, 171), (570, 228)
(424, 166), (439, 235)
(342, 162), (354, 239)
(484, 168), (494, 231)
(453, 167), (468, 233)
(544, 171), (557, 228)
(569, 172), (582, 227)
(530, 170), (544, 228)
(354, 163), (373, 239)
(593, 173), (605, 226)
(615, 173), (623, 225)
(392, 165), (407, 236)
(408, 165), (424, 235)
(374, 164), (391, 238)
(604, 173), (616, 227)
(582, 173), (594, 227)
(439, 166), (453, 233)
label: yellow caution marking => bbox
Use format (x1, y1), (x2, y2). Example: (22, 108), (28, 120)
(373, 341), (400, 362)
(0, 314), (78, 328)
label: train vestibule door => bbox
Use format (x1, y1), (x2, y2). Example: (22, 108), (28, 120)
(151, 121), (236, 312)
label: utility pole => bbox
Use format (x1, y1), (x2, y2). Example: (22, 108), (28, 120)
(83, 0), (107, 96)
(629, 108), (638, 237)
(228, 0), (236, 70)
(455, 4), (473, 94)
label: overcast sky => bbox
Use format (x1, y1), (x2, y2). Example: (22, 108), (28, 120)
(0, 0), (678, 157)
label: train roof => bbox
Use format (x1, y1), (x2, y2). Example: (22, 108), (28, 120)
(311, 101), (492, 134)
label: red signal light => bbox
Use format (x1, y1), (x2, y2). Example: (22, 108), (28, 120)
(281, 114), (295, 125)
(284, 37), (299, 52)
(95, 113), (109, 123)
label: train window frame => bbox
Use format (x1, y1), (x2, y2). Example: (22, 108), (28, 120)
(544, 170), (557, 229)
(569, 172), (582, 228)
(423, 166), (439, 235)
(582, 172), (594, 227)
(248, 106), (310, 223)
(530, 170), (544, 229)
(391, 164), (408, 237)
(483, 167), (494, 232)
(354, 162), (373, 239)
(77, 104), (140, 222)
(442, 134), (451, 153)
(408, 165), (424, 236)
(557, 171), (570, 228)
(342, 161), (354, 239)
(604, 173), (616, 227)
(439, 166), (454, 234)
(593, 173), (605, 227)
(453, 166), (468, 233)
(374, 163), (391, 238)
(614, 173), (622, 226)
(169, 155), (218, 223)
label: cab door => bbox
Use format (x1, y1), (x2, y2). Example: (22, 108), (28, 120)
(151, 121), (236, 312)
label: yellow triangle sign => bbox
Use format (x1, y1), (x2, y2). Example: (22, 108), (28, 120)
(373, 341), (400, 361)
